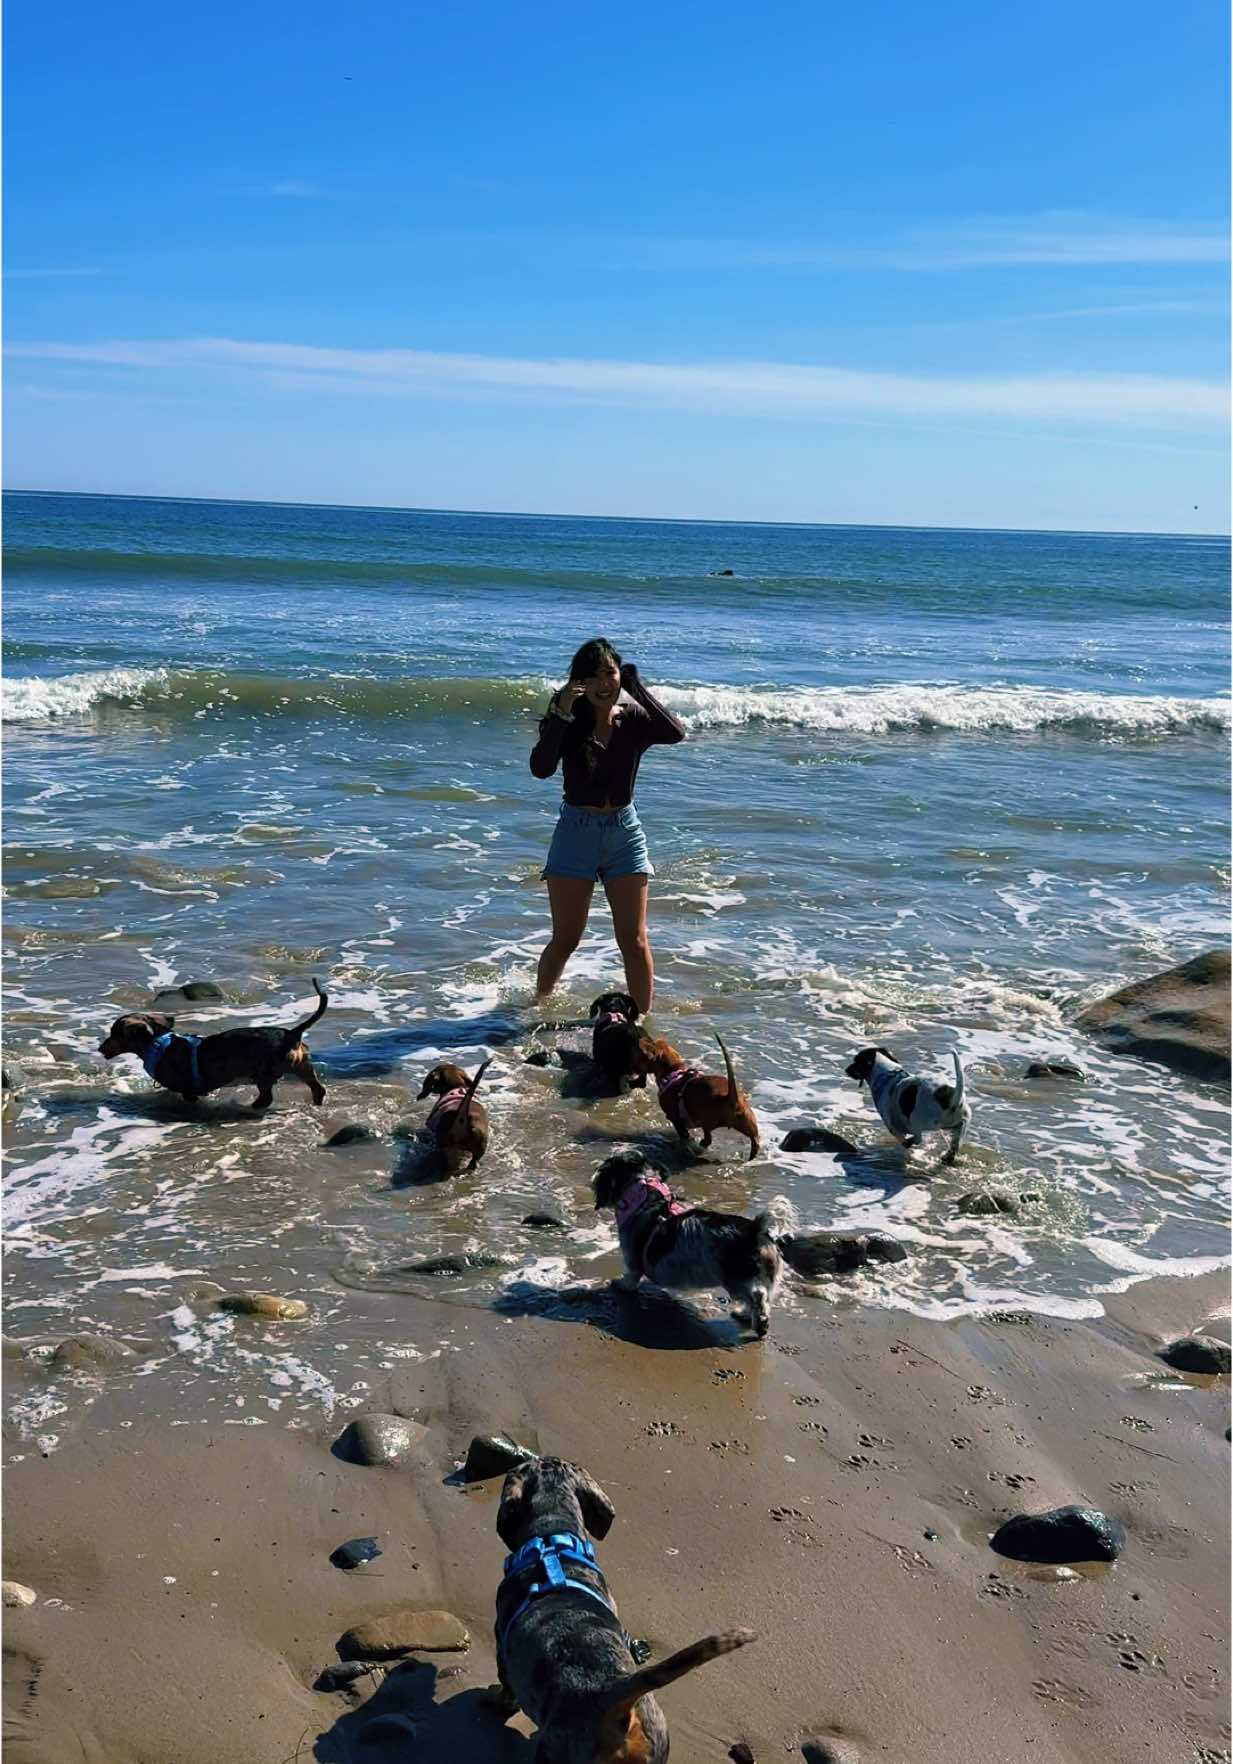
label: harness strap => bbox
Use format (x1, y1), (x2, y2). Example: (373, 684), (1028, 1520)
(657, 1065), (702, 1099)
(497, 1532), (630, 1657)
(143, 1031), (202, 1092)
(616, 1174), (690, 1229)
(426, 1086), (468, 1131)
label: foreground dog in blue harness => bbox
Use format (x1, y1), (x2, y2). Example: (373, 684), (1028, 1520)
(98, 979), (328, 1109)
(491, 1456), (755, 1761)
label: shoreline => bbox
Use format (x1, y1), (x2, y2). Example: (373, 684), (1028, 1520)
(4, 1268), (1228, 1764)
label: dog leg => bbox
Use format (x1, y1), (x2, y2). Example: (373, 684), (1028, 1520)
(942, 1126), (963, 1164)
(295, 1059), (326, 1105)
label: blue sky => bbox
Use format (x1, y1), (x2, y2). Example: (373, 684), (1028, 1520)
(5, 0), (1229, 530)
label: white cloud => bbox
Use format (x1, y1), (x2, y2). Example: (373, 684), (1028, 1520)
(6, 335), (1226, 430)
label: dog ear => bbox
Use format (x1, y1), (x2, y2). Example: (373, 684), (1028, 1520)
(876, 1046), (896, 1061)
(146, 1013), (175, 1033)
(415, 1067), (439, 1101)
(568, 1463), (615, 1540)
(495, 1462), (536, 1549)
(620, 994), (640, 1022)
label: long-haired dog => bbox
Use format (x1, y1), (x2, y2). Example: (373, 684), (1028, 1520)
(491, 1454), (755, 1763)
(417, 1059), (492, 1172)
(588, 990), (645, 1089)
(845, 1046), (970, 1164)
(98, 979), (328, 1109)
(632, 1032), (760, 1161)
(592, 1149), (906, 1337)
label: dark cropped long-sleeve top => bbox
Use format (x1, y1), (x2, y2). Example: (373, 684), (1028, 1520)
(529, 670), (686, 808)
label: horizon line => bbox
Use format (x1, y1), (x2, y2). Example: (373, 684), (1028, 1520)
(4, 485), (1228, 542)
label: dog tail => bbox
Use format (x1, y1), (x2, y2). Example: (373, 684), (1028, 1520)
(951, 1049), (965, 1106)
(285, 977), (328, 1044)
(458, 1057), (491, 1124)
(601, 1628), (757, 1715)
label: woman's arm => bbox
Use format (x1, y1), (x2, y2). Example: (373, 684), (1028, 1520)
(529, 686), (581, 777)
(620, 663), (686, 747)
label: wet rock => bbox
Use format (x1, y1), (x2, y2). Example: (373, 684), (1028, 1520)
(522, 1213), (567, 1230)
(405, 1251), (506, 1276)
(1075, 949), (1230, 1081)
(3, 1336), (29, 1359)
(217, 1293), (309, 1320)
(779, 1231), (907, 1276)
(957, 1189), (1026, 1217)
(464, 1433), (538, 1480)
(178, 980), (225, 1001)
(325, 1123), (380, 1147)
(187, 1281), (227, 1302)
(337, 1610), (470, 1659)
(779, 1127), (861, 1156)
(333, 1414), (429, 1467)
(990, 1505), (1125, 1564)
(1025, 1060), (1086, 1080)
(1158, 1335), (1231, 1376)
(801, 1740), (861, 1764)
(49, 1334), (139, 1371)
(2, 1062), (25, 1092)
(314, 1660), (382, 1693)
(391, 1120), (422, 1140)
(2, 1581), (37, 1608)
(151, 982), (226, 1012)
(329, 1536), (383, 1571)
(47, 1042), (77, 1064)
(523, 1048), (553, 1067)
(730, 1745), (756, 1764)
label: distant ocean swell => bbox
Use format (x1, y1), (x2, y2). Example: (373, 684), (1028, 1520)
(3, 667), (1229, 738)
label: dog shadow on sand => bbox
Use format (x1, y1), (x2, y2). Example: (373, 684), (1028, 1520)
(313, 1658), (534, 1763)
(492, 1270), (748, 1354)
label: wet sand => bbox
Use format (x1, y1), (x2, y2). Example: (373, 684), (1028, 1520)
(3, 1268), (1228, 1764)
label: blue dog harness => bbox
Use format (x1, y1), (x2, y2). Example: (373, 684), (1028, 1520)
(497, 1532), (628, 1656)
(143, 1031), (202, 1092)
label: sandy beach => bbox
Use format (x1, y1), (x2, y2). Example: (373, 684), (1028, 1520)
(4, 1264), (1227, 1764)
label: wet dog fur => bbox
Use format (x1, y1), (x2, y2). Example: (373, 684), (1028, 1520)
(632, 1032), (760, 1161)
(491, 1454), (754, 1763)
(97, 979), (328, 1109)
(588, 991), (645, 1089)
(417, 1059), (492, 1172)
(845, 1045), (970, 1164)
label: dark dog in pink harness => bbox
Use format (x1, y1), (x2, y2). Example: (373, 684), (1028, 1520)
(593, 1149), (909, 1338)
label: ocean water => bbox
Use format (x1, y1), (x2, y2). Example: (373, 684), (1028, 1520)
(3, 491), (1229, 1437)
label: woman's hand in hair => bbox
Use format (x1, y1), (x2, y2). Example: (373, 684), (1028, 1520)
(618, 661), (640, 691)
(554, 681), (586, 714)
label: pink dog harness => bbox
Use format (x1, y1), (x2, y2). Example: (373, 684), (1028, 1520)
(616, 1173), (690, 1229)
(656, 1066), (702, 1103)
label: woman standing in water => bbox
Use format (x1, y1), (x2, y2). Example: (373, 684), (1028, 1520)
(530, 638), (685, 1013)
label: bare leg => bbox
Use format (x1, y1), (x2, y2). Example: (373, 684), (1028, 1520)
(604, 873), (653, 1014)
(536, 875), (594, 999)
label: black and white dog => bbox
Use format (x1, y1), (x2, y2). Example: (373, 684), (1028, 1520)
(593, 1149), (906, 1336)
(588, 991), (644, 1089)
(845, 1045), (970, 1164)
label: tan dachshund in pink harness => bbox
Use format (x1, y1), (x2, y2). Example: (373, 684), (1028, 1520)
(632, 1033), (760, 1161)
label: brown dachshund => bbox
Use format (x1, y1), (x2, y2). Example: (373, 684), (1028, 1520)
(417, 1059), (491, 1172)
(98, 979), (327, 1110)
(632, 1032), (760, 1161)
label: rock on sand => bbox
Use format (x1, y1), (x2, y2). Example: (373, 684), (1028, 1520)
(1076, 949), (1230, 1081)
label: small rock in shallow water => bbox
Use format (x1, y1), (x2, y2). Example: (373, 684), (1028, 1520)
(314, 1660), (380, 1693)
(49, 1334), (139, 1370)
(990, 1505), (1125, 1564)
(329, 1536), (383, 1570)
(334, 1414), (429, 1466)
(325, 1123), (380, 1147)
(1158, 1335), (1231, 1376)
(337, 1610), (470, 1659)
(464, 1433), (537, 1480)
(217, 1293), (309, 1320)
(1025, 1060), (1086, 1080)
(779, 1127), (861, 1156)
(2, 1582), (37, 1607)
(177, 980), (225, 1001)
(957, 1189), (1023, 1217)
(522, 1213), (566, 1230)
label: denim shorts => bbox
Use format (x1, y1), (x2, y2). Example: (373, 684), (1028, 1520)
(542, 804), (653, 883)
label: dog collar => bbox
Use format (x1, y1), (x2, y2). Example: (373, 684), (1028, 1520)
(498, 1532), (627, 1656)
(143, 1031), (202, 1090)
(593, 1011), (630, 1031)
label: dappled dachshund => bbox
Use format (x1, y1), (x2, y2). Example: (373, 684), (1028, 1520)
(632, 1031), (760, 1160)
(490, 1454), (755, 1763)
(98, 979), (328, 1109)
(846, 1045), (970, 1164)
(593, 1148), (907, 1337)
(417, 1059), (492, 1172)
(589, 990), (645, 1089)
